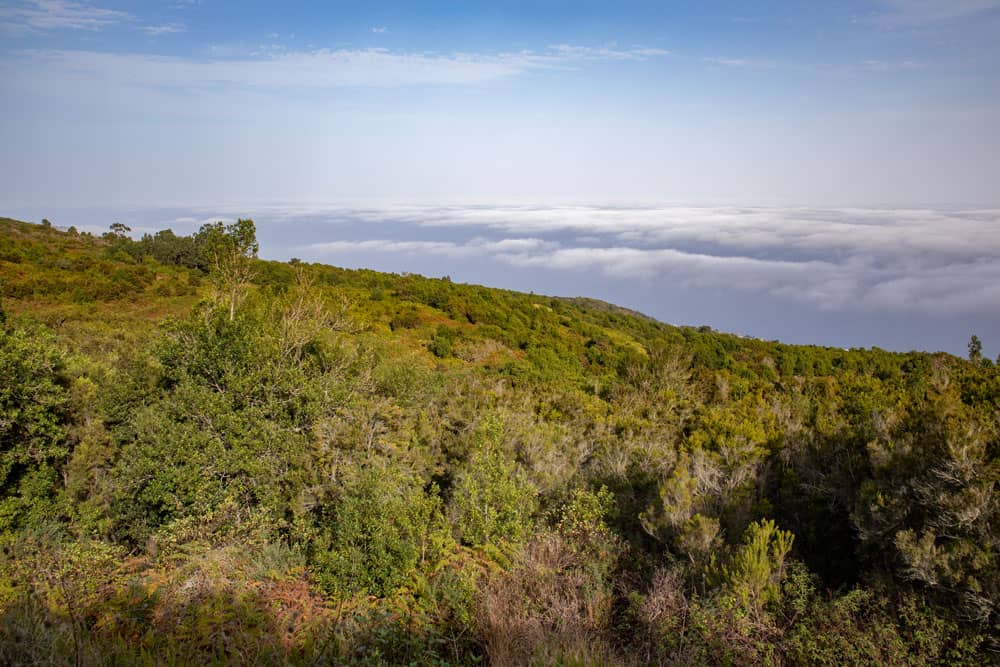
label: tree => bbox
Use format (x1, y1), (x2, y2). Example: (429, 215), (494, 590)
(108, 222), (131, 238)
(968, 335), (983, 364)
(139, 229), (204, 269)
(197, 219), (259, 320)
(110, 303), (327, 545)
(707, 519), (794, 622)
(853, 372), (1000, 626)
(0, 326), (70, 531)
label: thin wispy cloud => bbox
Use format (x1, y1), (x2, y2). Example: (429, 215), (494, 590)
(860, 59), (924, 71)
(140, 23), (185, 37)
(703, 56), (775, 69)
(3, 43), (672, 90)
(0, 0), (129, 33)
(701, 57), (918, 75)
(878, 0), (1000, 23)
(371, 26), (386, 34)
(548, 44), (671, 61)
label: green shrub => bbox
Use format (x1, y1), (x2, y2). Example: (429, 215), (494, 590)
(0, 326), (70, 532)
(312, 463), (450, 597)
(449, 416), (538, 548)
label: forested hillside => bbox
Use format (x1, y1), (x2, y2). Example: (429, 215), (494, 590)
(1, 216), (997, 665)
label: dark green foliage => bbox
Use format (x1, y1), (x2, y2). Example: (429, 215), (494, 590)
(429, 325), (460, 358)
(853, 373), (1000, 627)
(137, 228), (206, 269)
(969, 334), (983, 361)
(782, 583), (986, 666)
(0, 327), (70, 531)
(109, 303), (330, 545)
(389, 305), (421, 330)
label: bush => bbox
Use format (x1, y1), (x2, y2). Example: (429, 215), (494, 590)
(449, 416), (537, 548)
(312, 463), (450, 597)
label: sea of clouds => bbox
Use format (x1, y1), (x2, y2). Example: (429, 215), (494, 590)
(269, 205), (1000, 316)
(35, 203), (998, 354)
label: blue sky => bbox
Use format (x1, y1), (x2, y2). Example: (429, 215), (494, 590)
(3, 0), (999, 206)
(1, 1), (999, 355)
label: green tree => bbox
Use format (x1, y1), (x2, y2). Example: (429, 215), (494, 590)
(108, 222), (131, 238)
(707, 518), (794, 621)
(968, 335), (983, 364)
(0, 327), (70, 531)
(854, 371), (1000, 627)
(110, 304), (328, 544)
(139, 228), (204, 269)
(197, 218), (259, 320)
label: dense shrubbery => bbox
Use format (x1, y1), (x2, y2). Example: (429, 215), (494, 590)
(0, 217), (997, 664)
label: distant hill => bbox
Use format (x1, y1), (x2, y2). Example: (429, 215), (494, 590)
(0, 215), (912, 383)
(555, 295), (660, 323)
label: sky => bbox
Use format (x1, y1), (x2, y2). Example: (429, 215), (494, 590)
(1, 1), (999, 356)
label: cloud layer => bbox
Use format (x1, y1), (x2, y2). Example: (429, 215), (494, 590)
(283, 205), (1000, 316)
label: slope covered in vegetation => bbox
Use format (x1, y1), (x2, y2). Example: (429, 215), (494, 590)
(1, 216), (997, 665)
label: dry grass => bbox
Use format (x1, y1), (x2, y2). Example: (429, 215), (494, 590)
(475, 532), (621, 666)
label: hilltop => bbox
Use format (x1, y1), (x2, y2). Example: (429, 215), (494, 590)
(0, 216), (921, 385)
(0, 216), (997, 665)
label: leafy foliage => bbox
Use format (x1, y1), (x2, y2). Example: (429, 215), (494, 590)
(0, 217), (996, 664)
(0, 326), (70, 532)
(449, 416), (538, 548)
(311, 463), (450, 597)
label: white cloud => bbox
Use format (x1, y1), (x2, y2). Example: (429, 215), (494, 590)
(3, 43), (671, 90)
(339, 205), (1000, 263)
(312, 239), (470, 257)
(293, 205), (1000, 315)
(0, 0), (129, 33)
(309, 237), (557, 260)
(372, 26), (386, 34)
(140, 23), (185, 37)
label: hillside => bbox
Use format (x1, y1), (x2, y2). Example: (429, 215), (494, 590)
(0, 216), (997, 665)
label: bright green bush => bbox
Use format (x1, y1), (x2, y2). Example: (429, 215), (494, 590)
(312, 463), (450, 597)
(448, 416), (538, 548)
